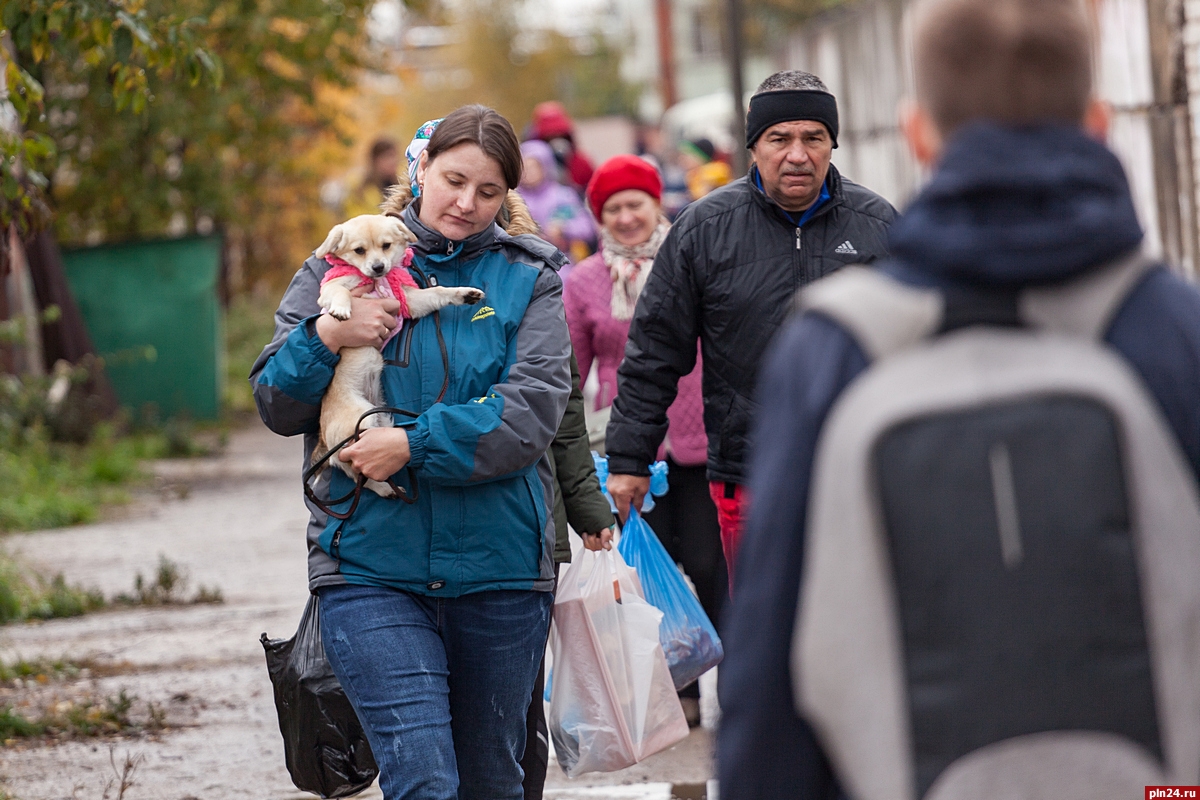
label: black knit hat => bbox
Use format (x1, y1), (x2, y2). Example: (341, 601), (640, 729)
(746, 90), (839, 149)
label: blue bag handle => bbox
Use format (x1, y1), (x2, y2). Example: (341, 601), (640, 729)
(592, 452), (669, 513)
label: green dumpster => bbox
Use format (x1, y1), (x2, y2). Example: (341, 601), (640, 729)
(61, 235), (224, 421)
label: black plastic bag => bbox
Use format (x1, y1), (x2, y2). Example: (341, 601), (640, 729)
(261, 594), (378, 798)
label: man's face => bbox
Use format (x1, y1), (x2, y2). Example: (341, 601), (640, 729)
(750, 120), (834, 213)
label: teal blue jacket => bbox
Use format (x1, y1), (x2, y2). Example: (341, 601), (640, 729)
(251, 205), (572, 596)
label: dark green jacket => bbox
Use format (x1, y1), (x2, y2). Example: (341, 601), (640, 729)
(549, 352), (615, 562)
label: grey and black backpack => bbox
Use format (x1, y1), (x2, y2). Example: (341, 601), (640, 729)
(791, 253), (1200, 799)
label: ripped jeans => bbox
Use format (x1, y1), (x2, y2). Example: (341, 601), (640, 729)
(319, 583), (553, 800)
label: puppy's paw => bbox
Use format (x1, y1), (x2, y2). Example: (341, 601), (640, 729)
(365, 479), (397, 498)
(327, 301), (352, 320)
(459, 288), (485, 305)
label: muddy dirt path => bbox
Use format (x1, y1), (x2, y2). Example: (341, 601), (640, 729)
(0, 426), (714, 800)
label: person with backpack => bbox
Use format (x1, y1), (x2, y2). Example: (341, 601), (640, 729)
(604, 71), (897, 579)
(717, 0), (1200, 797)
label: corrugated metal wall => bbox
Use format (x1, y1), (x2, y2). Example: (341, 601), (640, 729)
(785, 0), (918, 206)
(784, 0), (1199, 276)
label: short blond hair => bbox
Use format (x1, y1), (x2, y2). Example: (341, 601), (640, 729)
(913, 0), (1093, 134)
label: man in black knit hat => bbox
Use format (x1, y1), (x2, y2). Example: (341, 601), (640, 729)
(605, 70), (897, 578)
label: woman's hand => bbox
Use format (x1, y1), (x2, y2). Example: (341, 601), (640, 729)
(581, 525), (615, 552)
(316, 286), (401, 353)
(338, 427), (411, 481)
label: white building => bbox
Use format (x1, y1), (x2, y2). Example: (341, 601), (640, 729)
(784, 0), (1200, 276)
(550, 0), (776, 122)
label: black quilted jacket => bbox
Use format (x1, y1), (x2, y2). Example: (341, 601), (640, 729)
(605, 164), (897, 484)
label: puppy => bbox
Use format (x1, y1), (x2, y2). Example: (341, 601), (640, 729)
(313, 214), (484, 497)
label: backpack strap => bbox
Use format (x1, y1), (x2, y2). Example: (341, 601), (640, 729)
(1019, 249), (1155, 340)
(798, 266), (944, 361)
(799, 251), (1155, 362)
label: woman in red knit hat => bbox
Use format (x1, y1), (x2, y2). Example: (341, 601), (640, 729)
(564, 154), (726, 727)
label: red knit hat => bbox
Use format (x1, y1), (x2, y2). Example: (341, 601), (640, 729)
(531, 101), (574, 140)
(586, 155), (663, 219)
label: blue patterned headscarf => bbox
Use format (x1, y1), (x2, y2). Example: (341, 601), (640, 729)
(406, 118), (442, 198)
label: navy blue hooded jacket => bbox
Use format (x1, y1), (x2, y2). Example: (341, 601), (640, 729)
(716, 124), (1200, 798)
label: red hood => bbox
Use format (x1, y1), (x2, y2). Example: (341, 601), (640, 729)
(532, 101), (574, 140)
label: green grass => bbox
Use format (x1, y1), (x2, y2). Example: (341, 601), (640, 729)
(0, 551), (105, 624)
(0, 409), (209, 533)
(1, 427), (128, 531)
(114, 554), (224, 607)
(223, 292), (280, 416)
(0, 707), (45, 739)
(0, 658), (159, 746)
(0, 291), (275, 534)
(0, 689), (153, 743)
(0, 657), (85, 683)
(0, 550), (223, 628)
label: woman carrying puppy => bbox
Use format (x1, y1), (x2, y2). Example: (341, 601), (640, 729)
(563, 154), (726, 726)
(252, 105), (571, 799)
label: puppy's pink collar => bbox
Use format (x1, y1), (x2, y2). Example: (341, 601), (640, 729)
(320, 248), (417, 343)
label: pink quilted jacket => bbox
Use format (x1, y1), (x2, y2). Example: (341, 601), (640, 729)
(563, 250), (707, 467)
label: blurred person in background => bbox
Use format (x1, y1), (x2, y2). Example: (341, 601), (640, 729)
(659, 155), (692, 221)
(252, 105), (570, 800)
(719, 0), (1200, 796)
(529, 101), (595, 193)
(638, 124), (690, 219)
(344, 137), (401, 217)
(604, 71), (897, 580)
(518, 139), (596, 275)
(677, 138), (733, 201)
(564, 154), (725, 727)
(635, 123), (665, 164)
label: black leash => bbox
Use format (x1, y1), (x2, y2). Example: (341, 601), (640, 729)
(303, 405), (421, 520)
(302, 260), (451, 524)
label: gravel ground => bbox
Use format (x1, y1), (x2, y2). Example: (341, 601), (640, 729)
(0, 425), (716, 800)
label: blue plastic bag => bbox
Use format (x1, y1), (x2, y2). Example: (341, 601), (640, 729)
(593, 453), (722, 687)
(597, 453), (722, 690)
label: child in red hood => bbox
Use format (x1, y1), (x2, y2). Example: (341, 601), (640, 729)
(530, 101), (595, 193)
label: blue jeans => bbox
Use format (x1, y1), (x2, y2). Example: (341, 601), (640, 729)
(319, 583), (553, 800)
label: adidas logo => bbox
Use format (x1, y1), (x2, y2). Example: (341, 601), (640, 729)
(834, 241), (858, 255)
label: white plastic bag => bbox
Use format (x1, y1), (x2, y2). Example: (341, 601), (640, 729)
(548, 548), (689, 777)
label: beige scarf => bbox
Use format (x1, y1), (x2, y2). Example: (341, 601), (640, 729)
(601, 219), (671, 321)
